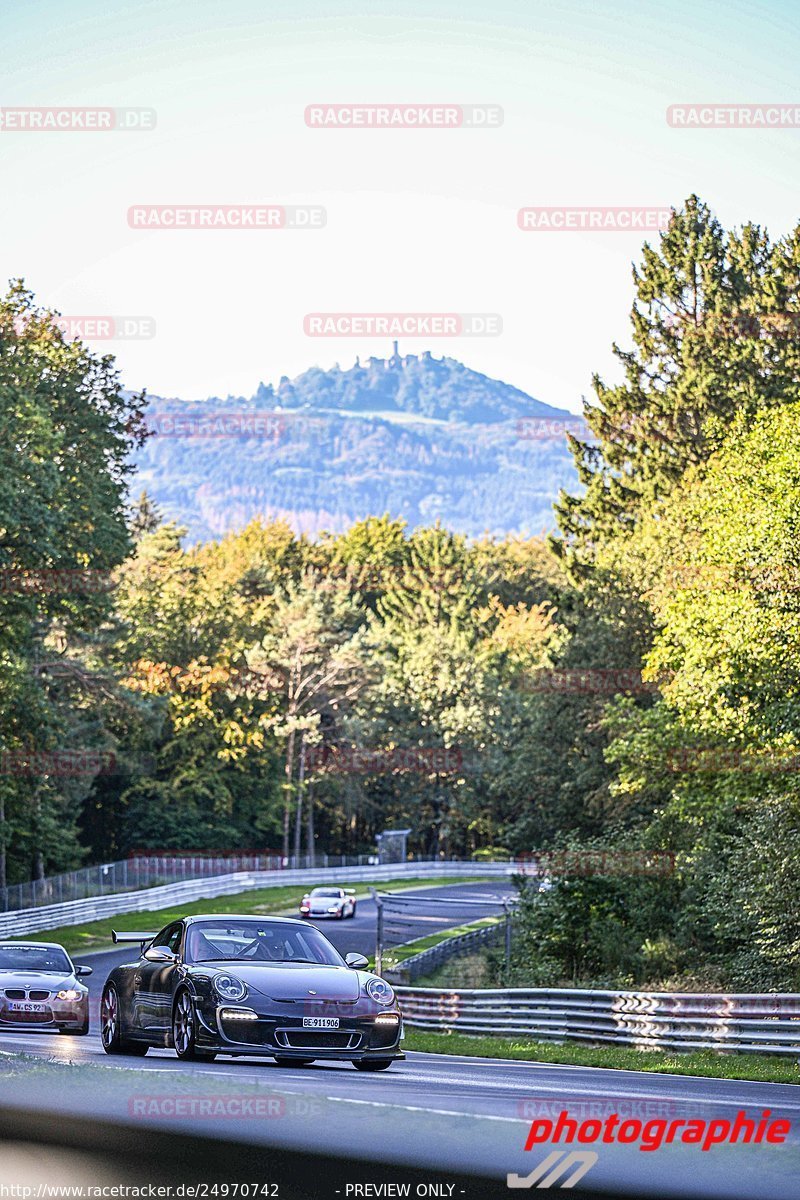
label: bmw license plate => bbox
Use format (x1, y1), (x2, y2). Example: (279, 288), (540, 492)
(302, 1017), (339, 1029)
(8, 1002), (46, 1012)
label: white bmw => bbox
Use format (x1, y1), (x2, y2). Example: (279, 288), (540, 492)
(0, 941), (92, 1035)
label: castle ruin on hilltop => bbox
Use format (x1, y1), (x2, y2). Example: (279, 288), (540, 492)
(354, 341), (437, 371)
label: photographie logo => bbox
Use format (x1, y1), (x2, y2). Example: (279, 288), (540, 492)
(516, 419), (589, 441)
(128, 205), (326, 230)
(304, 313), (502, 337)
(304, 103), (503, 129)
(52, 316), (156, 341)
(518, 207), (672, 232)
(667, 104), (800, 128)
(0, 106), (156, 131)
(508, 1150), (598, 1189)
(521, 1107), (790, 1154)
(141, 411), (287, 439)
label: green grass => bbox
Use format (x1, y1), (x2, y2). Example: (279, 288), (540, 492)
(10, 875), (489, 956)
(404, 1029), (800, 1084)
(383, 916), (501, 971)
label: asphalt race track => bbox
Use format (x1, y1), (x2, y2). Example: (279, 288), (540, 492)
(72, 880), (512, 990)
(1, 883), (799, 1199)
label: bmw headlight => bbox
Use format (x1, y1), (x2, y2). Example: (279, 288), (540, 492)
(213, 973), (248, 1002)
(365, 977), (395, 1007)
(57, 989), (81, 1001)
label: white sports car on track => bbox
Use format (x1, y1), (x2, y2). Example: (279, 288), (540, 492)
(299, 887), (357, 919)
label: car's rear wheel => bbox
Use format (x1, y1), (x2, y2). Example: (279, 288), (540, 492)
(273, 1056), (315, 1066)
(349, 902), (357, 918)
(101, 984), (148, 1055)
(352, 1058), (393, 1071)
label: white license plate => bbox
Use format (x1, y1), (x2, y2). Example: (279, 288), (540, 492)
(8, 1002), (47, 1012)
(302, 1017), (339, 1029)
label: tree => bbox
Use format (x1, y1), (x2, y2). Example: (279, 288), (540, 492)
(603, 402), (800, 987)
(129, 490), (162, 539)
(243, 579), (370, 859)
(555, 196), (800, 577)
(0, 281), (146, 884)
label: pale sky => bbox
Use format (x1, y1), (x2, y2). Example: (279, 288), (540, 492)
(2, 0), (800, 413)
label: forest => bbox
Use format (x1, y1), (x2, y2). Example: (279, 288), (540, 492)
(3, 194), (800, 991)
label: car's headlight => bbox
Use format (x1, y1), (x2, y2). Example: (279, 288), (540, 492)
(213, 973), (248, 1002)
(328, 906), (340, 913)
(365, 977), (395, 1006)
(57, 989), (81, 1001)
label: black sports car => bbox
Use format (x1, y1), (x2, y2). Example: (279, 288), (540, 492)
(101, 914), (404, 1070)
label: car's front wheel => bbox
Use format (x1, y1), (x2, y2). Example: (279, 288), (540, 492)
(352, 1058), (393, 1071)
(101, 984), (148, 1055)
(172, 989), (217, 1061)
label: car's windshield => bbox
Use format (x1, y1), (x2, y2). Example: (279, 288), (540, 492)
(0, 945), (72, 973)
(185, 920), (345, 966)
(311, 889), (342, 898)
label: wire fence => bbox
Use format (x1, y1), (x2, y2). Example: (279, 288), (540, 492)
(0, 852), (380, 913)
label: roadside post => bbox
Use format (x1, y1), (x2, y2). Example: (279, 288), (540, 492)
(370, 886), (384, 975)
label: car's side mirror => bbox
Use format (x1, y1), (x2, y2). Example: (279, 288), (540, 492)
(144, 947), (178, 964)
(74, 964), (93, 977)
(345, 952), (369, 969)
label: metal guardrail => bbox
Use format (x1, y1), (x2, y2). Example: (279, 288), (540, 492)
(395, 986), (800, 1056)
(0, 860), (518, 939)
(0, 852), (378, 913)
(386, 921), (506, 983)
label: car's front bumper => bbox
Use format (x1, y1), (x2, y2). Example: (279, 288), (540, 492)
(0, 997), (88, 1031)
(197, 1004), (404, 1060)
